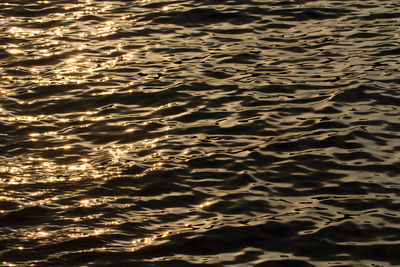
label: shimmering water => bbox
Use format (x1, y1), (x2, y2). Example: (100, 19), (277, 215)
(1, 0), (400, 266)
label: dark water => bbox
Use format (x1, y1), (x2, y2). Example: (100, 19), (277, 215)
(0, 0), (400, 266)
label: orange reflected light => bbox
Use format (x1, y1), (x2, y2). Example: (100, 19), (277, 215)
(9, 27), (42, 37)
(80, 199), (90, 206)
(38, 231), (49, 237)
(132, 236), (156, 246)
(66, 57), (77, 64)
(161, 231), (170, 238)
(91, 116), (105, 121)
(199, 201), (212, 208)
(92, 21), (116, 37)
(68, 164), (88, 171)
(105, 219), (123, 226)
(131, 231), (171, 249)
(7, 48), (23, 55)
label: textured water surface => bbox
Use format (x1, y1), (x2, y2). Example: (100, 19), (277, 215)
(1, 0), (400, 266)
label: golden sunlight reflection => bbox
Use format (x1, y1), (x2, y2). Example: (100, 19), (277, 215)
(67, 228), (108, 239)
(29, 133), (40, 137)
(65, 57), (77, 64)
(30, 67), (39, 74)
(32, 46), (136, 87)
(109, 145), (129, 164)
(9, 27), (43, 38)
(68, 163), (90, 171)
(162, 6), (172, 12)
(38, 231), (49, 237)
(27, 230), (50, 239)
(72, 214), (101, 222)
(0, 154), (112, 185)
(80, 199), (90, 206)
(131, 236), (155, 247)
(199, 201), (213, 209)
(96, 89), (114, 96)
(131, 230), (172, 251)
(7, 178), (23, 185)
(143, 137), (161, 148)
(79, 197), (115, 207)
(28, 131), (59, 141)
(6, 48), (23, 55)
(0, 166), (21, 174)
(92, 21), (117, 37)
(104, 219), (123, 226)
(7, 115), (46, 122)
(54, 28), (63, 37)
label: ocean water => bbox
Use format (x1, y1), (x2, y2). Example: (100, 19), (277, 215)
(0, 0), (400, 266)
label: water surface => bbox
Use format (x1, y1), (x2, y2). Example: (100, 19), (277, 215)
(1, 0), (400, 266)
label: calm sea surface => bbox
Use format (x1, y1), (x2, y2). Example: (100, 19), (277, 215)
(1, 0), (400, 266)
